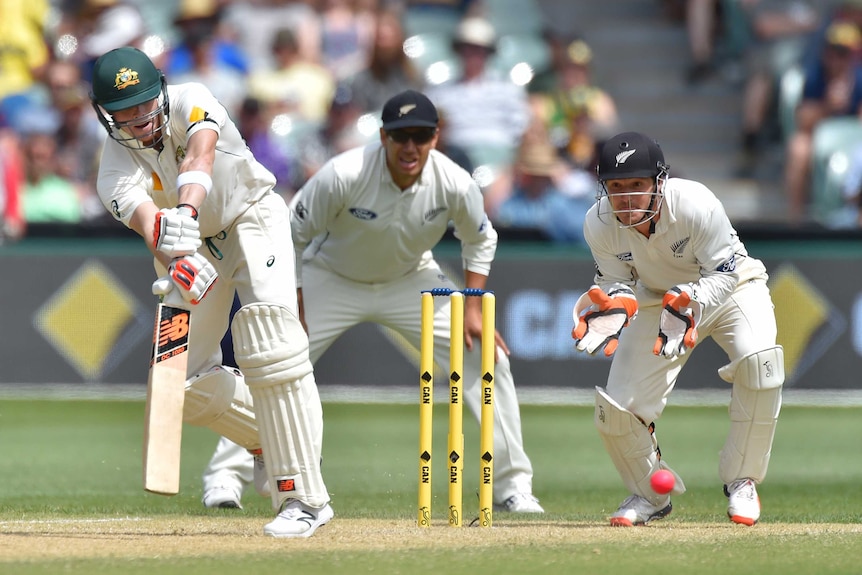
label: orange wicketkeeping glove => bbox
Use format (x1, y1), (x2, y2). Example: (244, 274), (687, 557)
(653, 284), (702, 358)
(572, 286), (638, 357)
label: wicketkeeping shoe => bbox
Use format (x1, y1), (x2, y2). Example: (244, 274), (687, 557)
(725, 478), (760, 526)
(264, 499), (334, 538)
(202, 485), (243, 509)
(609, 494), (672, 527)
(495, 493), (545, 513)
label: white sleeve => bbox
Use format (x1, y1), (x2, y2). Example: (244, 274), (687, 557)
(450, 178), (497, 276)
(289, 160), (344, 287)
(688, 201), (739, 309)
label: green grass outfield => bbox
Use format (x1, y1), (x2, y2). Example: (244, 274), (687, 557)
(0, 400), (860, 574)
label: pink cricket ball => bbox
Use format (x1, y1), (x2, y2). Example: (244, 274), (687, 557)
(650, 469), (675, 495)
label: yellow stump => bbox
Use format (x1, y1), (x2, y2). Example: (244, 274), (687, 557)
(418, 292), (434, 527)
(448, 292), (464, 527)
(478, 293), (495, 527)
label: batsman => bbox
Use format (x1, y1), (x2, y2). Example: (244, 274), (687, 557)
(89, 47), (332, 537)
(573, 132), (784, 527)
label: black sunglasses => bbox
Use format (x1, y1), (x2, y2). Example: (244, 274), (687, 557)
(386, 128), (437, 144)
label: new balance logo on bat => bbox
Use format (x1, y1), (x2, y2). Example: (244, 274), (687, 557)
(152, 307), (190, 364)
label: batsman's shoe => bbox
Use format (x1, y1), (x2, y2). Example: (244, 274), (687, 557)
(495, 493), (545, 513)
(202, 485), (242, 509)
(251, 449), (270, 497)
(609, 494), (672, 527)
(264, 499), (334, 538)
(725, 479), (760, 526)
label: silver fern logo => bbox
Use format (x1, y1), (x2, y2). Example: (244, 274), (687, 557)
(615, 149), (636, 165)
(671, 237), (690, 258)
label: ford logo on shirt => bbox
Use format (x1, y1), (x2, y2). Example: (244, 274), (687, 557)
(349, 207), (377, 220)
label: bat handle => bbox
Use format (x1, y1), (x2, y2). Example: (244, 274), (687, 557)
(152, 277), (188, 308)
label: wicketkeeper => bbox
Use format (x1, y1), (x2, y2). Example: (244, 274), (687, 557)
(572, 131), (784, 526)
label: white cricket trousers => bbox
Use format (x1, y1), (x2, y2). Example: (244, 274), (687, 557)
(301, 257), (535, 502)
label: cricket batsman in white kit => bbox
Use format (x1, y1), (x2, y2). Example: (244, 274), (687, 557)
(202, 89), (543, 513)
(572, 132), (784, 526)
(89, 47), (332, 537)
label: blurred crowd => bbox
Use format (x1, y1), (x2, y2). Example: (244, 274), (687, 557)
(5, 0), (862, 246)
(666, 0), (862, 227)
(0, 0), (609, 245)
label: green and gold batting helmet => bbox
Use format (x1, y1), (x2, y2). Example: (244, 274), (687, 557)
(90, 47), (169, 149)
(90, 47), (163, 112)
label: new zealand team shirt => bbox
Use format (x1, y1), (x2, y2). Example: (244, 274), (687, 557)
(290, 144), (497, 285)
(96, 82), (276, 238)
(583, 177), (768, 310)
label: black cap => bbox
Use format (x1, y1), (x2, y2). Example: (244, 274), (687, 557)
(381, 90), (438, 130)
(597, 131), (667, 181)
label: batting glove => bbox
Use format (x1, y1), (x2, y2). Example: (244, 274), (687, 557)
(572, 285), (638, 357)
(654, 284), (702, 359)
(153, 204), (201, 258)
(168, 252), (218, 305)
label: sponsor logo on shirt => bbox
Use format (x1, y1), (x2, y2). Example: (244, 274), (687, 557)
(478, 215), (489, 233)
(615, 252), (633, 262)
(716, 255), (736, 273)
(111, 200), (121, 220)
(671, 237), (690, 258)
(349, 207), (377, 220)
(294, 201), (307, 220)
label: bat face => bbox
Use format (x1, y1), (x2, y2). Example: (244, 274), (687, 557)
(143, 300), (190, 495)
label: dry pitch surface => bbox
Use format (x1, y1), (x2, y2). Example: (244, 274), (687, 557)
(1, 517), (860, 561)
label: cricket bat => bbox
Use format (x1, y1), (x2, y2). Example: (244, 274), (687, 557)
(143, 286), (190, 495)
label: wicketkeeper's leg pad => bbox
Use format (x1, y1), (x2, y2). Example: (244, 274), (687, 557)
(595, 387), (686, 505)
(184, 365), (260, 450)
(718, 346), (784, 484)
(231, 303), (328, 510)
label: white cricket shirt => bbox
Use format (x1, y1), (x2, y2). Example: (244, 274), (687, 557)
(290, 144), (497, 285)
(96, 82), (275, 238)
(584, 177), (768, 310)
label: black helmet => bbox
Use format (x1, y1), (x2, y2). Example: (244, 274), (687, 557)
(597, 131), (668, 181)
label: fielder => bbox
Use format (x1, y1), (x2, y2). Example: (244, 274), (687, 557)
(89, 47), (332, 537)
(572, 131), (783, 526)
(202, 89), (543, 513)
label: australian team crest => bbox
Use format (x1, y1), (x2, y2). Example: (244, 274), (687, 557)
(114, 67), (140, 91)
(175, 146), (186, 164)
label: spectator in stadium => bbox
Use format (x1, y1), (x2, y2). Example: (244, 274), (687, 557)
(426, 16), (531, 171)
(319, 0), (377, 82)
(222, 0), (321, 72)
(0, 114), (25, 241)
(735, 0), (820, 177)
(165, 0), (248, 78)
(530, 38), (619, 173)
(18, 107), (82, 224)
(346, 9), (421, 115)
(494, 136), (590, 243)
(170, 25), (248, 118)
(247, 27), (336, 126)
(784, 20), (862, 223)
(0, 0), (50, 101)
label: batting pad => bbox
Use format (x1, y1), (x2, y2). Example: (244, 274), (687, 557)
(718, 346), (784, 484)
(231, 303), (328, 510)
(184, 365), (260, 450)
(595, 387), (686, 504)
